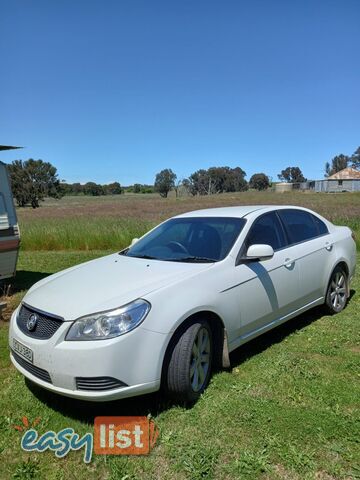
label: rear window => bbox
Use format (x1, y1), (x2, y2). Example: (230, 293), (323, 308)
(278, 209), (320, 244)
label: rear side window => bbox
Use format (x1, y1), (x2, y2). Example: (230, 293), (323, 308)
(246, 212), (287, 251)
(311, 215), (329, 235)
(278, 209), (320, 244)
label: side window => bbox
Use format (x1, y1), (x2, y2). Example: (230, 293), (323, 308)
(278, 209), (319, 244)
(246, 212), (287, 251)
(311, 214), (329, 235)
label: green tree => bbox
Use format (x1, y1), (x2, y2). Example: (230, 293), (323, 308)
(59, 182), (84, 195)
(187, 167), (248, 195)
(249, 173), (270, 190)
(225, 167), (248, 192)
(187, 169), (211, 195)
(325, 154), (349, 177)
(72, 183), (83, 195)
(351, 147), (360, 170)
(8, 159), (63, 208)
(133, 183), (142, 193)
(154, 169), (177, 198)
(104, 182), (122, 195)
(83, 182), (104, 196)
(278, 167), (307, 183)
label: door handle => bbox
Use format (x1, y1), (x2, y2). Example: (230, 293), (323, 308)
(325, 242), (333, 251)
(284, 258), (294, 268)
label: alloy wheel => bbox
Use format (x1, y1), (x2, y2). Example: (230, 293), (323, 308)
(329, 271), (347, 310)
(190, 327), (211, 392)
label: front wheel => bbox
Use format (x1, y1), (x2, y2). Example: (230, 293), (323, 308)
(166, 321), (213, 403)
(324, 266), (348, 314)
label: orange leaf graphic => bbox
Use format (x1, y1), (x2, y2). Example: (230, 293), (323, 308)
(33, 417), (41, 427)
(22, 417), (29, 428)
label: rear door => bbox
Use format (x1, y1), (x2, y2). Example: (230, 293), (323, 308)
(277, 209), (335, 305)
(233, 211), (300, 338)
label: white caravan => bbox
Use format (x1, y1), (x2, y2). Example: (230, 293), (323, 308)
(0, 146), (20, 282)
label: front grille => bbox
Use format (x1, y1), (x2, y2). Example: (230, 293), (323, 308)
(76, 376), (128, 391)
(17, 304), (63, 340)
(11, 350), (52, 384)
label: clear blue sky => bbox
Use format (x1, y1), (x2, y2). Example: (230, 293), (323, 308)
(1, 0), (359, 185)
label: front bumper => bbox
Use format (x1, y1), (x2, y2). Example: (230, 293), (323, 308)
(9, 307), (168, 401)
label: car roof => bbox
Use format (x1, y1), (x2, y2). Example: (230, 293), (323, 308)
(175, 205), (313, 219)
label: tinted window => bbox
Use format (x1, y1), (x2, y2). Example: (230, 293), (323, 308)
(278, 209), (319, 244)
(125, 217), (246, 262)
(246, 212), (287, 251)
(312, 215), (329, 235)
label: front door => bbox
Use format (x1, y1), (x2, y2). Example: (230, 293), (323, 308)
(232, 212), (300, 340)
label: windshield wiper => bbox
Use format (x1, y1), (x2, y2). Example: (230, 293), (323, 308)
(127, 254), (158, 260)
(170, 256), (216, 263)
(120, 251), (215, 263)
(118, 249), (157, 260)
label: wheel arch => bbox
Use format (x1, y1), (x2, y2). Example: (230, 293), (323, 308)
(326, 260), (350, 297)
(160, 310), (229, 390)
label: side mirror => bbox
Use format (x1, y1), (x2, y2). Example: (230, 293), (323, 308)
(246, 244), (274, 261)
(131, 238), (139, 246)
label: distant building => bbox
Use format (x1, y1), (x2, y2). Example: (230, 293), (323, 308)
(275, 181), (315, 193)
(275, 167), (360, 193)
(275, 182), (293, 193)
(315, 167), (360, 193)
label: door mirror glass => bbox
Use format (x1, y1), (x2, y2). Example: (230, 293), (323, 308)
(246, 244), (274, 261)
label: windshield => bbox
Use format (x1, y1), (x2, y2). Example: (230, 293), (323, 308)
(122, 217), (246, 262)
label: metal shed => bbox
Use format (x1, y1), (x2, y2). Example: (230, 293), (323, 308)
(315, 167), (360, 193)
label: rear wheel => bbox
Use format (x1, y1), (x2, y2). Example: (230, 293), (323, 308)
(324, 266), (348, 314)
(166, 321), (213, 403)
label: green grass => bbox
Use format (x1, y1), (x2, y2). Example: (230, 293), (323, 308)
(19, 217), (153, 251)
(18, 216), (360, 252)
(0, 250), (359, 479)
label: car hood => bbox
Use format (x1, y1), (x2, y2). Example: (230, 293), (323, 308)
(23, 253), (212, 320)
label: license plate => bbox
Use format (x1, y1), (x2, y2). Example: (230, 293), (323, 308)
(13, 339), (33, 363)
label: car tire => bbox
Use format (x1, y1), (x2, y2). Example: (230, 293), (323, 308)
(166, 321), (213, 403)
(324, 265), (348, 314)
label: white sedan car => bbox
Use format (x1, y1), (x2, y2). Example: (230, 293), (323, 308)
(9, 206), (356, 402)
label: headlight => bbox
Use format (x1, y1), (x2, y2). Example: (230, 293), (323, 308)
(65, 299), (151, 341)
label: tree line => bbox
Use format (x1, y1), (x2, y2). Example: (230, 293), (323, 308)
(61, 181), (122, 196)
(7, 160), (125, 208)
(6, 145), (359, 207)
(153, 167), (272, 198)
(154, 145), (360, 197)
(60, 181), (155, 195)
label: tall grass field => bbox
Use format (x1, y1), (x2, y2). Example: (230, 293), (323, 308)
(20, 217), (153, 251)
(17, 191), (360, 251)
